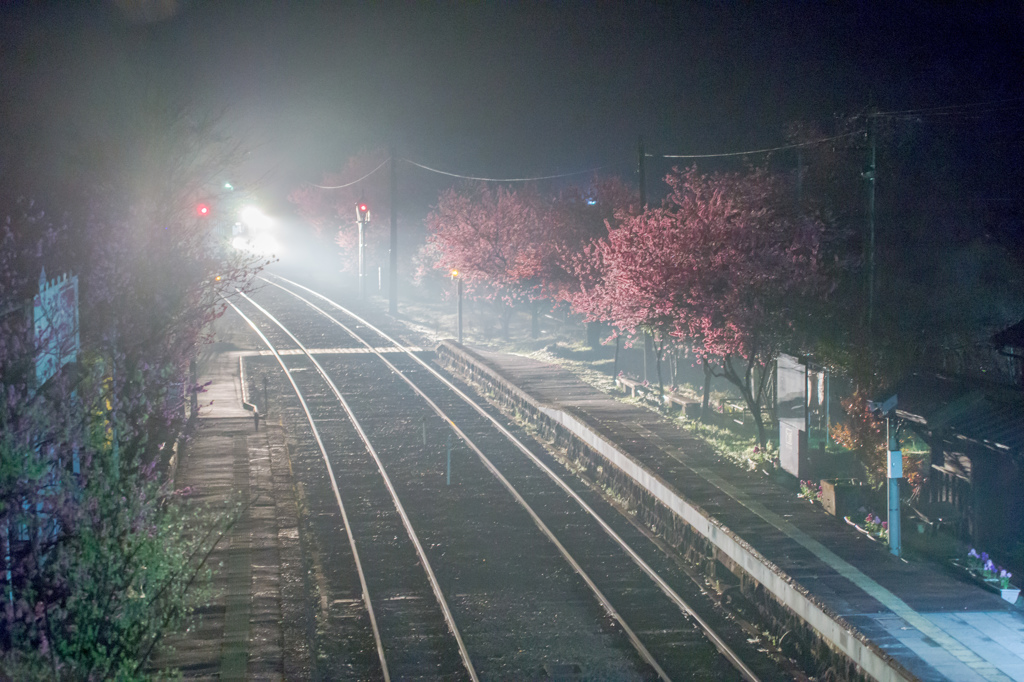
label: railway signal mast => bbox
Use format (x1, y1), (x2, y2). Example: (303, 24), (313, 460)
(356, 199), (370, 298)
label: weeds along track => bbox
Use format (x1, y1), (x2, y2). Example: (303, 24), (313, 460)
(223, 273), (772, 681)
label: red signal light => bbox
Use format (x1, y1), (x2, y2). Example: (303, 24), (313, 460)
(197, 203), (210, 217)
(356, 202), (370, 222)
(359, 203), (368, 213)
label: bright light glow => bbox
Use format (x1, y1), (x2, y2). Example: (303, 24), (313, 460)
(250, 233), (277, 255)
(450, 268), (460, 278)
(240, 206), (271, 230)
(233, 234), (277, 256)
(197, 203), (210, 216)
(224, 182), (234, 190)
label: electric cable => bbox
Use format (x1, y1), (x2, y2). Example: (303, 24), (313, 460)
(310, 158), (390, 189)
(872, 96), (1024, 118)
(652, 130), (863, 159)
(401, 158), (624, 182)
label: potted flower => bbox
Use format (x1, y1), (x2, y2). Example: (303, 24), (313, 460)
(960, 549), (1019, 604)
(998, 569), (1019, 604)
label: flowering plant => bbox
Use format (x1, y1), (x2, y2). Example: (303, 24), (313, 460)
(967, 548), (986, 572)
(966, 549), (1013, 588)
(799, 480), (822, 502)
(863, 513), (889, 541)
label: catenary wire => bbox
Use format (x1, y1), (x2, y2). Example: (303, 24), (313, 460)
(652, 130), (864, 159)
(402, 158), (625, 182)
(310, 158), (390, 189)
(871, 96), (1024, 118)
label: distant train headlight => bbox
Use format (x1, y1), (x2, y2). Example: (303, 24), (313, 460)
(240, 206), (271, 230)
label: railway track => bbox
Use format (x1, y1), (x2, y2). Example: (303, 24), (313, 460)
(225, 274), (785, 681)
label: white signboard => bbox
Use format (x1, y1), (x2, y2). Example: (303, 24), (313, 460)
(34, 268), (79, 386)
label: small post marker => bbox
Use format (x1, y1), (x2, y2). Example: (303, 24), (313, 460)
(421, 417), (427, 446)
(446, 434), (452, 486)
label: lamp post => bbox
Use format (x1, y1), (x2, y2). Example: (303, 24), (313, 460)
(450, 269), (463, 344)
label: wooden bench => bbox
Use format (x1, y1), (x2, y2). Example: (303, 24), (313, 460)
(663, 391), (700, 418)
(719, 399), (748, 425)
(615, 375), (650, 398)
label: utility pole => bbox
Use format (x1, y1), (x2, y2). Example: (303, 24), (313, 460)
(796, 148), (803, 207)
(869, 394), (902, 558)
(639, 136), (649, 384)
(389, 146), (399, 315)
(637, 136), (647, 209)
(865, 114), (877, 336)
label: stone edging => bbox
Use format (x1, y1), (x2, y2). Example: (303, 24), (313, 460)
(436, 341), (916, 682)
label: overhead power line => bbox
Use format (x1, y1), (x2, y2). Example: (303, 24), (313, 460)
(401, 158), (623, 182)
(310, 158), (390, 189)
(652, 131), (864, 160)
(872, 96), (1024, 118)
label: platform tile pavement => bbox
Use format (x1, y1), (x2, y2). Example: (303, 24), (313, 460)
(152, 350), (313, 680)
(460, 346), (1024, 682)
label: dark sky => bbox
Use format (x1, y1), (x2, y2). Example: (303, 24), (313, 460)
(2, 1), (1023, 211)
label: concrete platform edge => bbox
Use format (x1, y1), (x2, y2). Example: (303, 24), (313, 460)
(436, 340), (915, 682)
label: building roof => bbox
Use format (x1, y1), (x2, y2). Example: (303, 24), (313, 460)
(889, 373), (1024, 457)
(992, 318), (1024, 349)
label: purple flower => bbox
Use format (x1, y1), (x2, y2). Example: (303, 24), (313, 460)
(981, 552), (990, 562)
(968, 548), (979, 559)
(881, 521), (888, 530)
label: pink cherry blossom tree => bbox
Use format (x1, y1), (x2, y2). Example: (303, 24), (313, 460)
(425, 184), (547, 339)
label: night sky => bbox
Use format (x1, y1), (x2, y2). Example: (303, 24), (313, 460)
(2, 1), (1023, 213)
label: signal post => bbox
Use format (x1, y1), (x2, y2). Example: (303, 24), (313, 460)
(356, 200), (370, 298)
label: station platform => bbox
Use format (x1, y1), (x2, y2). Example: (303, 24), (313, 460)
(152, 349), (311, 680)
(438, 342), (1024, 682)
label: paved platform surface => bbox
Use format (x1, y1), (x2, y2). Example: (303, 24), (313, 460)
(152, 348), (312, 680)
(464, 347), (1024, 682)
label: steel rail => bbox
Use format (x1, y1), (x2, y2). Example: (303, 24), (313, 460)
(234, 291), (480, 682)
(258, 278), (674, 681)
(223, 299), (391, 682)
(266, 273), (762, 682)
